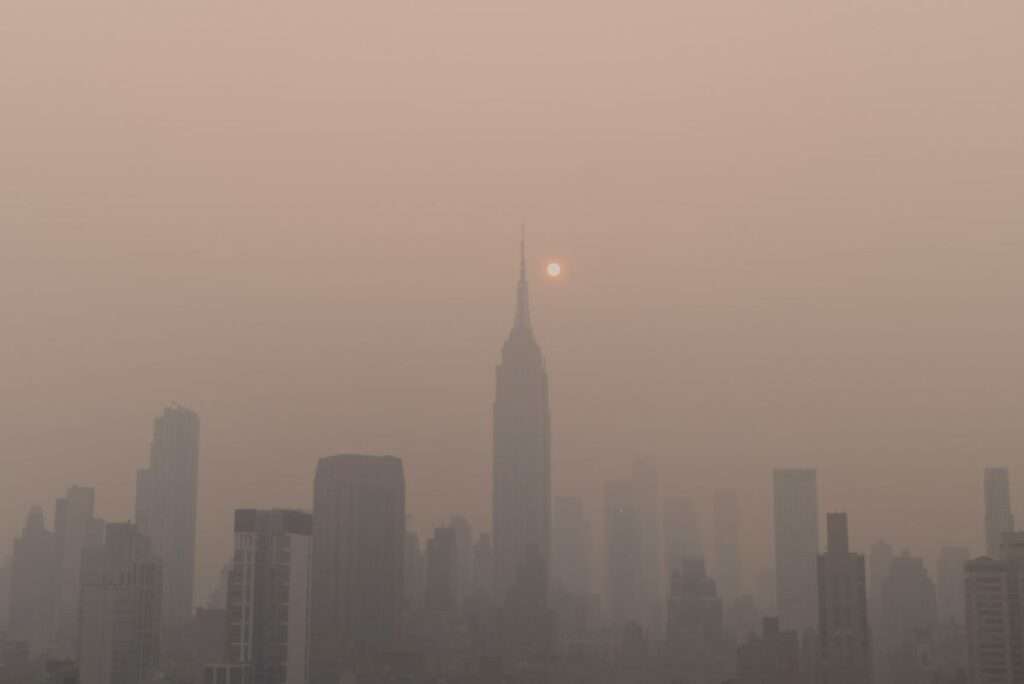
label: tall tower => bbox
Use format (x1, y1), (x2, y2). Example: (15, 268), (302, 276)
(309, 454), (405, 683)
(818, 513), (872, 684)
(773, 468), (820, 634)
(135, 404), (200, 630)
(986, 467), (1015, 558)
(492, 235), (552, 602)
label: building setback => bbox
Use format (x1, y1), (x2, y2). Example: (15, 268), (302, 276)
(135, 405), (200, 631)
(773, 469), (820, 634)
(227, 509), (312, 684)
(78, 523), (162, 684)
(818, 513), (872, 684)
(309, 454), (405, 684)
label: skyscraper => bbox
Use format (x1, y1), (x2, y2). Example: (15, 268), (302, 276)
(773, 468), (820, 633)
(877, 551), (937, 683)
(552, 496), (594, 596)
(605, 479), (644, 629)
(226, 509), (312, 684)
(665, 558), (730, 684)
(985, 467), (1015, 558)
(135, 404), (200, 630)
(664, 495), (703, 577)
(425, 526), (458, 614)
(736, 617), (801, 684)
(310, 454), (405, 684)
(936, 545), (970, 624)
(817, 513), (872, 684)
(632, 457), (663, 635)
(8, 506), (57, 657)
(965, 556), (1013, 684)
(713, 489), (742, 604)
(492, 236), (552, 603)
(53, 485), (105, 659)
(78, 523), (162, 684)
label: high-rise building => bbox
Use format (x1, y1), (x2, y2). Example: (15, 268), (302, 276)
(135, 404), (200, 630)
(632, 458), (663, 635)
(605, 479), (644, 629)
(817, 513), (872, 684)
(492, 237), (551, 603)
(665, 558), (730, 684)
(773, 469), (820, 633)
(965, 556), (1013, 683)
(0, 561), (9, 634)
(552, 496), (593, 596)
(868, 540), (894, 621)
(985, 468), (1015, 558)
(877, 551), (937, 683)
(425, 526), (458, 614)
(309, 454), (405, 684)
(53, 485), (105, 659)
(937, 545), (970, 624)
(472, 533), (494, 600)
(449, 515), (474, 606)
(663, 496), (703, 577)
(78, 523), (162, 684)
(8, 506), (57, 657)
(403, 531), (426, 607)
(713, 489), (742, 604)
(226, 509), (312, 684)
(736, 617), (801, 684)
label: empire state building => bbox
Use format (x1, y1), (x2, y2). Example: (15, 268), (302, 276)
(493, 237), (552, 601)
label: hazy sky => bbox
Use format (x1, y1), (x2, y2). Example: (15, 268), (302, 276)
(3, 1), (1023, 600)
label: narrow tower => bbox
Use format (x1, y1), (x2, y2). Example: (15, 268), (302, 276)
(492, 235), (552, 602)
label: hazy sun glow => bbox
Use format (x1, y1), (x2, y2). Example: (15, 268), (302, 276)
(546, 262), (562, 278)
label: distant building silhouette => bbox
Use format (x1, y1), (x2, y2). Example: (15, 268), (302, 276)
(403, 531), (426, 608)
(53, 485), (105, 659)
(737, 617), (800, 684)
(8, 506), (57, 657)
(552, 496), (594, 596)
(226, 509), (312, 684)
(449, 515), (474, 606)
(937, 545), (970, 624)
(425, 526), (458, 615)
(309, 454), (405, 683)
(135, 404), (199, 631)
(493, 235), (551, 606)
(605, 479), (644, 629)
(632, 457), (664, 636)
(78, 522), (162, 684)
(472, 533), (494, 601)
(713, 489), (742, 605)
(773, 469), (820, 633)
(666, 558), (731, 684)
(878, 551), (937, 683)
(663, 495), (703, 578)
(985, 468), (1015, 558)
(818, 513), (872, 684)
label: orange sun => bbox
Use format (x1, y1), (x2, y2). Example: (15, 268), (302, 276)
(546, 262), (562, 278)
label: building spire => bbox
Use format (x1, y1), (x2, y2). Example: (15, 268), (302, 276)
(514, 227), (532, 330)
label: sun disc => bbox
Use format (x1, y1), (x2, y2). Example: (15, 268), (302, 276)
(546, 262), (562, 278)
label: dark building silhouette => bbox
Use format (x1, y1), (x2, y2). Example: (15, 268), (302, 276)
(552, 495), (594, 596)
(985, 468), (1015, 559)
(605, 479), (644, 629)
(449, 515), (474, 606)
(937, 545), (970, 624)
(666, 558), (731, 684)
(632, 457), (664, 637)
(226, 509), (312, 684)
(878, 551), (938, 684)
(309, 454), (405, 684)
(737, 617), (800, 684)
(403, 531), (426, 608)
(135, 405), (199, 631)
(818, 513), (872, 684)
(472, 533), (494, 600)
(492, 236), (551, 603)
(773, 469), (820, 633)
(8, 506), (57, 657)
(425, 526), (458, 614)
(713, 489), (742, 605)
(663, 495), (703, 578)
(53, 485), (105, 659)
(965, 554), (1013, 684)
(78, 522), (162, 684)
